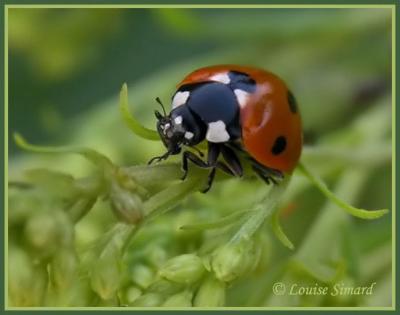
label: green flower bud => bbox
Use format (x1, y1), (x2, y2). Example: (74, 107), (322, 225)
(110, 181), (143, 224)
(146, 245), (168, 268)
(9, 192), (41, 226)
(52, 210), (75, 247)
(90, 244), (121, 300)
(50, 247), (78, 290)
(130, 293), (163, 307)
(211, 238), (261, 283)
(24, 168), (77, 198)
(8, 248), (48, 306)
(146, 279), (184, 296)
(125, 286), (142, 304)
(67, 197), (97, 223)
(24, 209), (74, 261)
(24, 212), (59, 258)
(193, 276), (225, 307)
(131, 264), (155, 289)
(159, 254), (205, 284)
(162, 290), (193, 307)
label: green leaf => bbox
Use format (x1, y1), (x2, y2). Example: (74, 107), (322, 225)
(179, 209), (253, 231)
(297, 162), (389, 219)
(14, 132), (114, 171)
(193, 276), (226, 307)
(230, 175), (291, 244)
(119, 83), (160, 141)
(270, 210), (294, 250)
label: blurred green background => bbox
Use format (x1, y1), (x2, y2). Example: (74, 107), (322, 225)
(9, 8), (391, 154)
(8, 8), (392, 308)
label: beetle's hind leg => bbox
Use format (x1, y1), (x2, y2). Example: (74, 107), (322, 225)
(220, 144), (243, 177)
(251, 161), (283, 185)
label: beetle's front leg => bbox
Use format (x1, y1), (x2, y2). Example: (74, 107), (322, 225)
(181, 150), (208, 180)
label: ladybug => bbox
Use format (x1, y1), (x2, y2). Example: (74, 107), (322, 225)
(149, 65), (302, 192)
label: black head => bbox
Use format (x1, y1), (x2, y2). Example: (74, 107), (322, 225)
(148, 98), (187, 164)
(149, 98), (206, 165)
(155, 109), (185, 156)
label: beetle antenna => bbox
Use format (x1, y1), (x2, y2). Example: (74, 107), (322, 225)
(155, 97), (167, 116)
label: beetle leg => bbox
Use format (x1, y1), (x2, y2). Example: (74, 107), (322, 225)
(220, 145), (243, 177)
(251, 162), (283, 185)
(207, 142), (221, 166)
(181, 150), (208, 180)
(201, 167), (216, 193)
(195, 142), (220, 192)
(215, 161), (235, 176)
(148, 150), (171, 165)
(182, 143), (239, 192)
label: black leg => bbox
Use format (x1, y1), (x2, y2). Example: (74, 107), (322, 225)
(202, 167), (216, 193)
(148, 151), (171, 165)
(203, 143), (244, 192)
(181, 143), (241, 193)
(251, 161), (283, 185)
(227, 141), (246, 153)
(199, 143), (221, 193)
(181, 150), (208, 180)
(215, 161), (235, 176)
(207, 142), (221, 166)
(220, 145), (243, 177)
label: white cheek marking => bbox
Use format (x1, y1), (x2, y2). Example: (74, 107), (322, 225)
(184, 131), (194, 140)
(234, 89), (250, 108)
(206, 120), (230, 143)
(172, 91), (190, 109)
(174, 116), (183, 125)
(210, 73), (230, 84)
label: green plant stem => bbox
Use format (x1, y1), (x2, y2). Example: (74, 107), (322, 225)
(293, 168), (371, 282)
(121, 175), (204, 256)
(124, 163), (182, 186)
(230, 176), (291, 245)
(144, 177), (204, 221)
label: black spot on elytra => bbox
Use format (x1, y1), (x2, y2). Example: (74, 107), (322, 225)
(287, 90), (298, 113)
(271, 136), (287, 155)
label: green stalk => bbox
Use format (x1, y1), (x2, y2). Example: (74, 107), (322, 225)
(297, 162), (388, 219)
(230, 176), (291, 245)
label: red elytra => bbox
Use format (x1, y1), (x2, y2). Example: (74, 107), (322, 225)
(178, 65), (303, 173)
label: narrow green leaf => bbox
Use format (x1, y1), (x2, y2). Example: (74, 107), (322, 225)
(119, 83), (160, 141)
(14, 133), (114, 170)
(230, 176), (291, 244)
(179, 209), (254, 231)
(143, 177), (203, 221)
(270, 210), (294, 250)
(297, 162), (388, 219)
